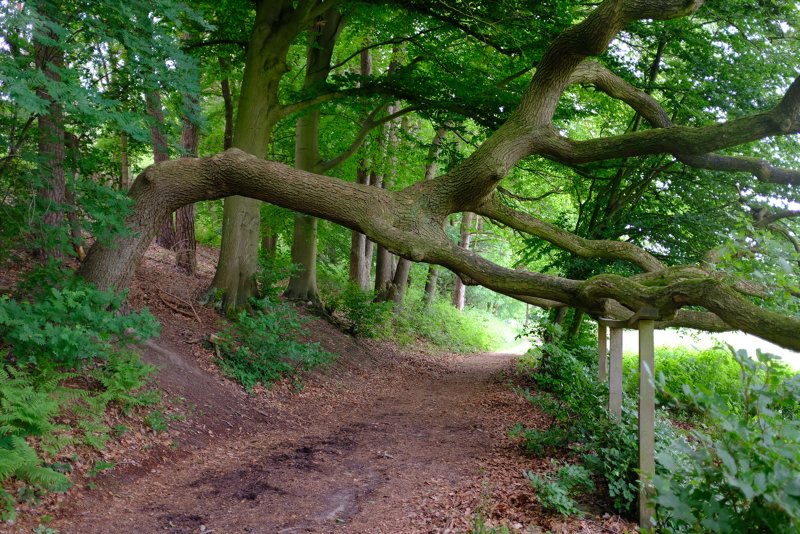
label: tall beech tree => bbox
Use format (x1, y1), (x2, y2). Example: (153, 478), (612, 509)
(78, 0), (800, 350)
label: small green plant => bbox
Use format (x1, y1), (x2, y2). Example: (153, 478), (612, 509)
(525, 462), (595, 516)
(143, 410), (168, 432)
(86, 460), (115, 478)
(215, 297), (336, 391)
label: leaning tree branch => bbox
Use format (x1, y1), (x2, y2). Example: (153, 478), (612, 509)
(567, 60), (800, 185)
(473, 193), (665, 272)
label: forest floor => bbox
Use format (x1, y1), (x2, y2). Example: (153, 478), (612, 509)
(11, 246), (636, 533)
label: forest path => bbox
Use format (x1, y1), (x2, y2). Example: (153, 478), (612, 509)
(54, 344), (541, 533)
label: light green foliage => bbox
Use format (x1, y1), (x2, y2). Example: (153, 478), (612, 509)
(525, 462), (595, 516)
(652, 349), (800, 533)
(392, 298), (508, 352)
(622, 347), (742, 417)
(215, 298), (336, 391)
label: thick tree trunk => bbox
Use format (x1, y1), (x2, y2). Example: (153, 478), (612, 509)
(452, 212), (475, 310)
(175, 110), (199, 275)
(146, 91), (175, 249)
(285, 109), (322, 301)
(423, 266), (439, 308)
(120, 132), (130, 190)
(286, 214), (319, 301)
(207, 0), (298, 313)
(285, 9), (344, 303)
(387, 258), (412, 306)
(34, 18), (65, 259)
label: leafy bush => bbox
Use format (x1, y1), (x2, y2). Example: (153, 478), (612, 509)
(0, 281), (158, 368)
(622, 346), (742, 416)
(0, 274), (158, 520)
(652, 349), (800, 533)
(215, 297), (336, 391)
(326, 283), (393, 337)
(526, 462), (595, 516)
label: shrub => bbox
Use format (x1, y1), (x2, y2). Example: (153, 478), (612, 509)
(326, 283), (393, 337)
(622, 346), (741, 416)
(215, 297), (336, 391)
(0, 281), (158, 369)
(525, 462), (595, 516)
(0, 274), (158, 521)
(652, 349), (800, 533)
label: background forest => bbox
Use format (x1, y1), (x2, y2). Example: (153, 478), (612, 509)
(1, 0), (800, 531)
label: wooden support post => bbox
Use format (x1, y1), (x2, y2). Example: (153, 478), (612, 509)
(638, 318), (656, 530)
(598, 323), (608, 382)
(608, 327), (623, 419)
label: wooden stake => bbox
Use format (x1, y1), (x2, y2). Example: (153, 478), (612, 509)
(598, 324), (608, 382)
(608, 327), (623, 419)
(638, 319), (656, 529)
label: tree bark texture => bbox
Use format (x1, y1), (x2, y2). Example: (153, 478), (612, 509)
(175, 109), (199, 276)
(145, 90), (175, 249)
(34, 14), (65, 259)
(208, 0), (310, 312)
(79, 0), (800, 351)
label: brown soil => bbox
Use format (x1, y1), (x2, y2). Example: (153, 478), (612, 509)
(6, 246), (636, 533)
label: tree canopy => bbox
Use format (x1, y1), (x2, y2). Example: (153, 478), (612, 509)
(3, 0), (800, 349)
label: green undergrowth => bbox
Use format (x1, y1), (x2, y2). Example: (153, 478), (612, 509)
(0, 274), (160, 521)
(512, 324), (800, 531)
(324, 282), (512, 352)
(214, 296), (336, 392)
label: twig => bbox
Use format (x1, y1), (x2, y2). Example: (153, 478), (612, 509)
(158, 292), (196, 320)
(157, 286), (202, 324)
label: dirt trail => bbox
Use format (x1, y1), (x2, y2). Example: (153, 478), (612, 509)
(54, 347), (533, 533)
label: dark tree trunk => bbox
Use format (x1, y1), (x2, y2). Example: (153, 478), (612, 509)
(219, 60), (234, 151)
(34, 14), (66, 259)
(146, 91), (175, 249)
(120, 132), (130, 190)
(175, 108), (199, 275)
